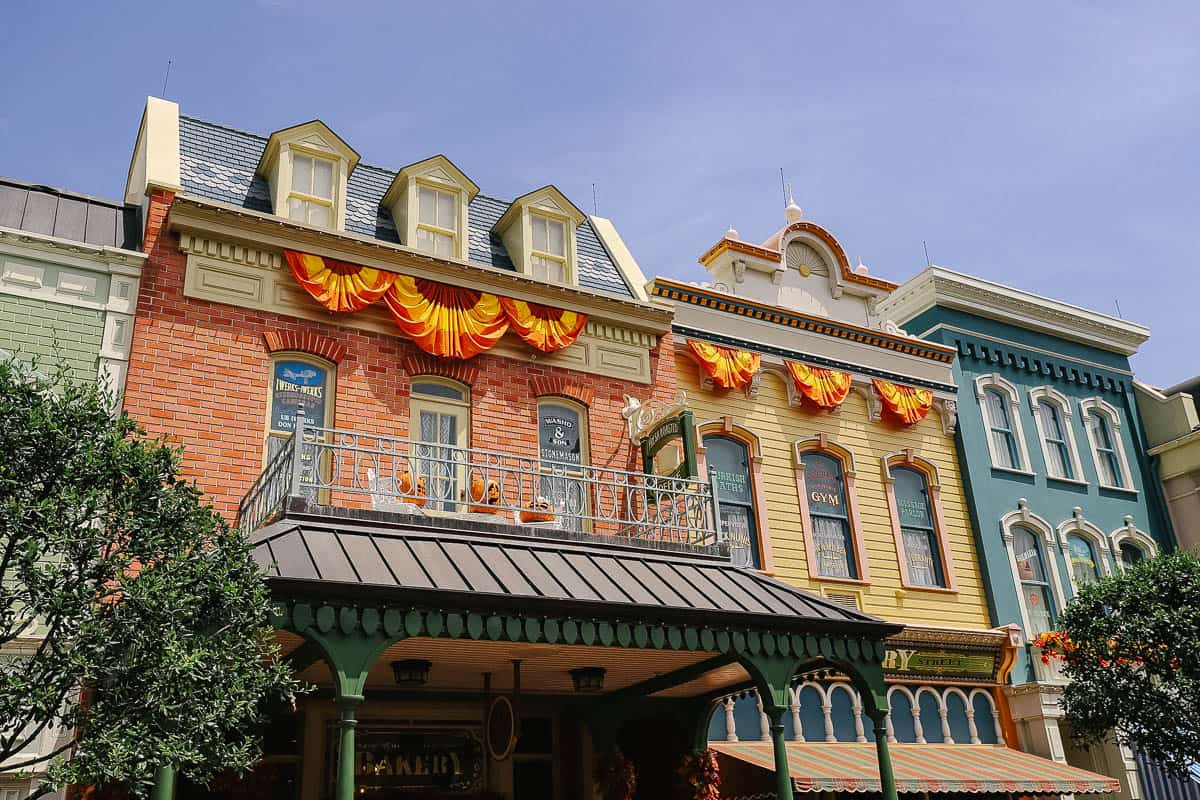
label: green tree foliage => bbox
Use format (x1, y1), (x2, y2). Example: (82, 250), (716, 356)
(1052, 549), (1200, 775)
(0, 358), (298, 796)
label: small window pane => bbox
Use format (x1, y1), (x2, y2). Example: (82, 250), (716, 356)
(903, 528), (943, 587)
(433, 231), (453, 259)
(292, 154), (312, 192)
(412, 381), (464, 401)
(985, 390), (1019, 469)
(892, 468), (933, 529)
(308, 204), (330, 229)
(1024, 584), (1055, 636)
(532, 215), (548, 251)
(539, 403), (583, 466)
(704, 434), (760, 568)
(437, 190), (455, 230)
(418, 186), (437, 225)
(268, 359), (329, 435)
(312, 158), (333, 199)
(547, 218), (565, 255)
(415, 227), (434, 254)
(1014, 528), (1047, 583)
(1068, 534), (1100, 585)
(1120, 542), (1144, 568)
(804, 453), (856, 579)
(287, 197), (307, 222)
(532, 256), (563, 283)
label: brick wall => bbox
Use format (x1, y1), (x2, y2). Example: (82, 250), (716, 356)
(0, 294), (106, 378)
(122, 191), (679, 519)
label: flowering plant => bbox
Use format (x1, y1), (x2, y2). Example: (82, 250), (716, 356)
(1032, 630), (1076, 664)
(678, 748), (721, 800)
(594, 750), (636, 800)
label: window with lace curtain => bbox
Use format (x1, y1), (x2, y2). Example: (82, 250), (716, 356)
(410, 378), (470, 512)
(802, 452), (858, 579)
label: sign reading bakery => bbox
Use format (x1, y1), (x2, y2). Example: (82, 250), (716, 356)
(349, 728), (483, 795)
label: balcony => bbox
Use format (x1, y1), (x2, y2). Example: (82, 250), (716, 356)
(237, 419), (733, 559)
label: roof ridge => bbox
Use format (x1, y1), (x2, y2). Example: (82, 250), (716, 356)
(0, 175), (128, 210)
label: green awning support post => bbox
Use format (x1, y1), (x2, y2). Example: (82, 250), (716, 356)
(151, 764), (175, 800)
(738, 652), (800, 800)
(870, 711), (899, 800)
(335, 695), (362, 800)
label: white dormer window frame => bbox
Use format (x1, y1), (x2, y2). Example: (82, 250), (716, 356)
(256, 121), (360, 233)
(974, 373), (1033, 474)
(382, 155), (478, 263)
(1029, 386), (1086, 485)
(492, 185), (586, 287)
(1079, 397), (1135, 492)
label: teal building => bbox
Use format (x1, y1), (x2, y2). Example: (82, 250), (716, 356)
(878, 267), (1173, 799)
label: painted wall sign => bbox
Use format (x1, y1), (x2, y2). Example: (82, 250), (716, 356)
(882, 647), (997, 680)
(350, 728), (482, 794)
(269, 359), (327, 433)
(539, 403), (582, 466)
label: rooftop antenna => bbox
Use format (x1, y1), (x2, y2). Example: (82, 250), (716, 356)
(1114, 298), (1124, 319)
(161, 59), (173, 97)
(922, 240), (931, 267)
(591, 183), (598, 216)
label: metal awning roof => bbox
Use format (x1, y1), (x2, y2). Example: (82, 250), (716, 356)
(713, 742), (1122, 795)
(251, 508), (899, 636)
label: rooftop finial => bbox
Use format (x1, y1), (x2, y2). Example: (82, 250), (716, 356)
(724, 223), (739, 240)
(784, 183), (803, 224)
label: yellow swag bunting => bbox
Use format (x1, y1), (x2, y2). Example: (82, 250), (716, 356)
(687, 340), (761, 390)
(284, 250), (396, 313)
(383, 276), (509, 360)
(786, 361), (852, 410)
(499, 298), (588, 353)
(872, 378), (934, 425)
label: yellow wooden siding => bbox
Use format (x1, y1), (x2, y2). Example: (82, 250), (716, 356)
(680, 358), (990, 629)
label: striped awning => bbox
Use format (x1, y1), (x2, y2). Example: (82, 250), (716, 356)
(712, 742), (1121, 795)
(1136, 751), (1200, 800)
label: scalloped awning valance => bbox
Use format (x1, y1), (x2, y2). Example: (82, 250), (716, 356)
(786, 361), (852, 410)
(687, 340), (761, 390)
(873, 378), (933, 425)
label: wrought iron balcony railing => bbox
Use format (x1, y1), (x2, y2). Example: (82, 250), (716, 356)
(237, 415), (733, 558)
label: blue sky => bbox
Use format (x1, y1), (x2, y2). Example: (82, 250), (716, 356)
(1, 2), (1194, 384)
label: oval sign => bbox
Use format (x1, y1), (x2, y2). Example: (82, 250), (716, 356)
(486, 696), (517, 762)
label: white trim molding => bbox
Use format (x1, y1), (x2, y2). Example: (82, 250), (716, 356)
(1000, 500), (1068, 637)
(1029, 386), (1087, 485)
(1111, 515), (1158, 567)
(875, 265), (1150, 356)
(974, 373), (1033, 473)
(1079, 397), (1135, 493)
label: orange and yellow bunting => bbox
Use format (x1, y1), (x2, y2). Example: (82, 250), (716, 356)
(499, 298), (588, 353)
(284, 250), (396, 313)
(383, 276), (509, 359)
(872, 378), (934, 425)
(786, 361), (852, 409)
(687, 340), (761, 390)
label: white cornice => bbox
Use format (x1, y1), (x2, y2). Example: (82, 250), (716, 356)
(0, 226), (146, 272)
(877, 266), (1149, 356)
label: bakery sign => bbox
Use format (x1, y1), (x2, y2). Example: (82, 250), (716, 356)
(350, 729), (482, 794)
(882, 647), (997, 681)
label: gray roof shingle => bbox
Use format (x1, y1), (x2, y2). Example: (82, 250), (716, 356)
(0, 177), (141, 250)
(178, 115), (632, 297)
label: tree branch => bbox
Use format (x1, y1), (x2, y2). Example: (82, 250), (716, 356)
(0, 737), (75, 772)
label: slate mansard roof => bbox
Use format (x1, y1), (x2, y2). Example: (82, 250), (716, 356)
(0, 177), (142, 250)
(178, 116), (634, 298)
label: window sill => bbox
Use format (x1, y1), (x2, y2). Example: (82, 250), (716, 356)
(897, 584), (959, 595)
(990, 465), (1037, 478)
(1046, 475), (1089, 488)
(1099, 483), (1138, 496)
(811, 575), (872, 587)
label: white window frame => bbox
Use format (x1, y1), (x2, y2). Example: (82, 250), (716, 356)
(529, 211), (570, 284)
(1056, 513), (1112, 594)
(1079, 397), (1135, 493)
(287, 149), (338, 229)
(1029, 386), (1086, 485)
(414, 181), (460, 259)
(974, 374), (1033, 474)
(1000, 502), (1067, 638)
(1111, 517), (1158, 569)
(409, 377), (471, 512)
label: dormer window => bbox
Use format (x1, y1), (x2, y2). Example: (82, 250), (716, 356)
(288, 153), (335, 228)
(530, 213), (567, 282)
(415, 185), (458, 258)
(256, 120), (360, 233)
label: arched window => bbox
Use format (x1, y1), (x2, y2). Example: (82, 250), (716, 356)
(704, 434), (761, 569)
(1119, 541), (1145, 569)
(1080, 398), (1132, 490)
(890, 466), (945, 588)
(975, 374), (1032, 472)
(410, 377), (470, 511)
(264, 353), (335, 461)
(1013, 525), (1056, 636)
(1067, 533), (1101, 586)
(537, 397), (590, 531)
(984, 389), (1020, 469)
(1030, 387), (1084, 482)
(794, 438), (866, 582)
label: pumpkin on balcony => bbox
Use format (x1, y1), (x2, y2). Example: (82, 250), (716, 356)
(469, 476), (503, 514)
(397, 463), (428, 508)
(520, 497), (555, 524)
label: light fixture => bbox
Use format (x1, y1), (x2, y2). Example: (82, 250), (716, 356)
(570, 666), (606, 693)
(391, 659), (432, 687)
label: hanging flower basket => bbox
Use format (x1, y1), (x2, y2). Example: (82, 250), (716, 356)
(678, 748), (721, 800)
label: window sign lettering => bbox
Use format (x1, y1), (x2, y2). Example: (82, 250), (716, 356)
(539, 404), (582, 466)
(270, 359), (328, 434)
(804, 453), (845, 516)
(704, 435), (759, 568)
(804, 452), (855, 579)
(348, 729), (482, 794)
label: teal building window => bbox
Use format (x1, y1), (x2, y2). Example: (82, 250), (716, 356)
(1080, 399), (1131, 490)
(984, 389), (1020, 470)
(1119, 541), (1145, 568)
(1013, 526), (1056, 636)
(1067, 533), (1101, 586)
(1034, 397), (1077, 480)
